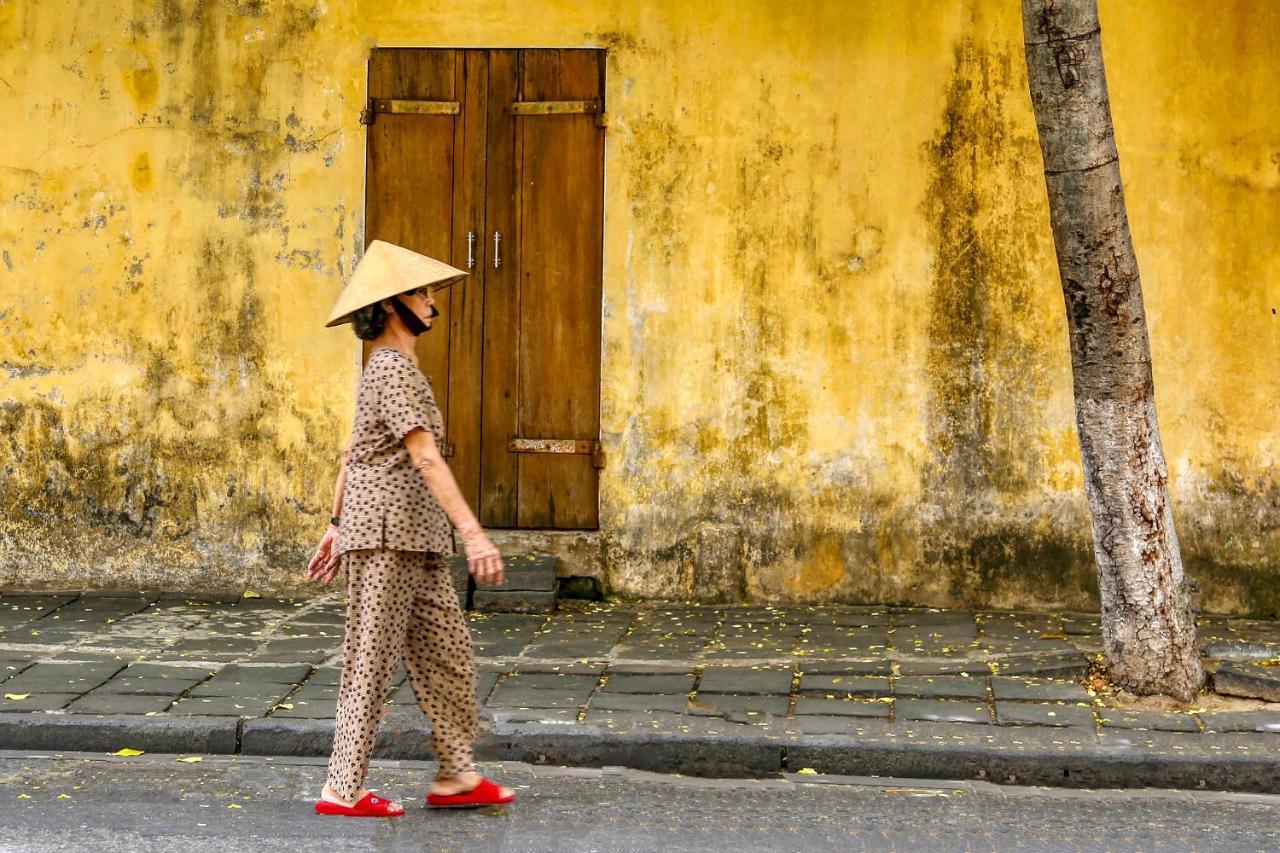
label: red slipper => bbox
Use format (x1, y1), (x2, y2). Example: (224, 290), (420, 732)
(314, 791), (405, 817)
(426, 777), (516, 808)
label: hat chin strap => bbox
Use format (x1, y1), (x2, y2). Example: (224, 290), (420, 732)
(390, 296), (438, 336)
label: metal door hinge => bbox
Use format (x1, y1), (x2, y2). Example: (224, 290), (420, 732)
(361, 97), (461, 125)
(509, 438), (605, 469)
(511, 99), (602, 117)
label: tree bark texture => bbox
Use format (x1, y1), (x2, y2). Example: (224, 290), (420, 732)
(1020, 0), (1203, 702)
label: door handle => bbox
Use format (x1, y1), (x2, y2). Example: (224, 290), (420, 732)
(493, 231), (502, 269)
(466, 231), (476, 269)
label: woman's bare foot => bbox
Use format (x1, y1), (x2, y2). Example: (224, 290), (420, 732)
(429, 770), (514, 801)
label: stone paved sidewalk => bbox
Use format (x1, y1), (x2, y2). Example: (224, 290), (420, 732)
(1, 591), (1278, 792)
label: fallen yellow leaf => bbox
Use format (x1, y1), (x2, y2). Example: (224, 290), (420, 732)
(111, 748), (145, 757)
(176, 756), (203, 763)
(4, 693), (30, 701)
(796, 768), (818, 775)
(275, 703), (294, 710)
(243, 590), (261, 599)
(17, 794), (30, 799)
(57, 793), (71, 799)
(227, 803), (242, 809)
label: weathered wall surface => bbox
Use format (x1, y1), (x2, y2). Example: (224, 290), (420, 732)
(0, 1), (1275, 613)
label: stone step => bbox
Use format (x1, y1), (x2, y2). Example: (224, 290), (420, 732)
(447, 553), (560, 614)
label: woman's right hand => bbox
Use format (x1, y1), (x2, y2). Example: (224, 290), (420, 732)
(460, 525), (504, 586)
(306, 525), (342, 585)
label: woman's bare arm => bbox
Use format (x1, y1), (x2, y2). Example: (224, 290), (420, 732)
(403, 427), (504, 584)
(307, 439), (351, 584)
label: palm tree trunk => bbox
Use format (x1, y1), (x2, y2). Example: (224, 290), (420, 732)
(1020, 0), (1203, 702)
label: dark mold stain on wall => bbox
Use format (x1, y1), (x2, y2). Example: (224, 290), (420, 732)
(916, 36), (1096, 605)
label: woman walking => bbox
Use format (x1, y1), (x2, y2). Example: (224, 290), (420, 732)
(306, 240), (515, 817)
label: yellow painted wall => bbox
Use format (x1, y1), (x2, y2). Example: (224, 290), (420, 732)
(0, 1), (1275, 613)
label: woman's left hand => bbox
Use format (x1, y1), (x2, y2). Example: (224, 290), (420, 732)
(306, 525), (342, 585)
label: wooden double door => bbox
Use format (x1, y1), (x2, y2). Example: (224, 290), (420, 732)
(363, 48), (604, 529)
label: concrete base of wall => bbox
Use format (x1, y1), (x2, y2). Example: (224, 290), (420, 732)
(487, 529), (605, 587)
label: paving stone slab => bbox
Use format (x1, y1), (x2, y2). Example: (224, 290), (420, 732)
(473, 639), (534, 657)
(1214, 662), (1280, 702)
(797, 674), (890, 697)
(601, 672), (695, 694)
(217, 664), (313, 684)
(993, 653), (1088, 679)
(499, 672), (599, 691)
(474, 670), (500, 702)
(0, 661), (34, 683)
(269, 699), (337, 719)
(1058, 614), (1102, 635)
(893, 676), (988, 700)
(156, 593), (243, 605)
(166, 637), (262, 655)
(892, 609), (975, 628)
(486, 686), (592, 709)
(472, 590), (558, 614)
(283, 683), (337, 703)
(894, 660), (991, 677)
(477, 570), (558, 594)
(1098, 710), (1201, 732)
(0, 693), (79, 712)
(307, 667), (342, 687)
(170, 696), (276, 717)
(50, 650), (138, 663)
(701, 645), (798, 660)
(799, 660), (892, 677)
(589, 692), (689, 714)
(254, 648), (334, 664)
(67, 693), (176, 715)
(254, 637), (338, 655)
(1202, 641), (1280, 661)
(994, 702), (1095, 728)
(1199, 711), (1280, 734)
(696, 666), (794, 695)
(0, 594), (76, 614)
(805, 607), (889, 627)
(118, 662), (214, 680)
(685, 694), (789, 718)
(991, 676), (1091, 703)
(615, 638), (710, 658)
(8, 628), (97, 644)
(793, 698), (890, 718)
(785, 715), (861, 735)
(894, 624), (979, 645)
(0, 661), (126, 693)
(512, 661), (606, 676)
(188, 675), (297, 696)
(91, 676), (200, 696)
(895, 699), (990, 724)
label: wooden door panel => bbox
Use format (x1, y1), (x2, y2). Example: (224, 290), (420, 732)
(445, 50), (488, 508)
(479, 49), (522, 527)
(365, 48), (603, 531)
(364, 48), (458, 419)
(515, 49), (604, 528)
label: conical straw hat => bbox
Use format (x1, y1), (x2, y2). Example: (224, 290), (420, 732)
(325, 240), (468, 327)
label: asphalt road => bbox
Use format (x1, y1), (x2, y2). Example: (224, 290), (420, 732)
(0, 750), (1276, 852)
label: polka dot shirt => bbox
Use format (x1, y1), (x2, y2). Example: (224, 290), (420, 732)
(336, 347), (455, 556)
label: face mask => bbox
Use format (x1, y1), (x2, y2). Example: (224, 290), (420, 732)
(390, 296), (435, 336)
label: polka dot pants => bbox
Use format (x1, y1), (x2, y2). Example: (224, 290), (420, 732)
(325, 548), (477, 800)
